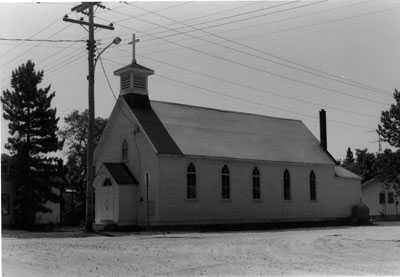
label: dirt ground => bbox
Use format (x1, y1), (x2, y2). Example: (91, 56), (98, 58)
(2, 224), (400, 276)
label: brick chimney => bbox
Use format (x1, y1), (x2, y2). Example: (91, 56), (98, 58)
(319, 109), (327, 150)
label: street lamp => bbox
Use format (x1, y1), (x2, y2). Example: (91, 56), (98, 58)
(94, 36), (121, 69)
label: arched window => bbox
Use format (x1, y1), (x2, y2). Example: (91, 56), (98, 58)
(122, 139), (128, 161)
(221, 165), (230, 199)
(187, 163), (196, 199)
(103, 178), (112, 187)
(252, 167), (260, 200)
(283, 169), (291, 200)
(310, 171), (316, 201)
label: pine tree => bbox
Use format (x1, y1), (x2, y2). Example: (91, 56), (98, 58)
(343, 147), (355, 169)
(1, 60), (62, 226)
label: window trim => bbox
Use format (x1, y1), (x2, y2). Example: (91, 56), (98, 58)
(283, 169), (291, 201)
(186, 163), (196, 200)
(122, 139), (128, 161)
(379, 191), (385, 204)
(388, 192), (394, 204)
(310, 171), (317, 201)
(252, 167), (261, 200)
(221, 165), (230, 200)
(103, 178), (112, 187)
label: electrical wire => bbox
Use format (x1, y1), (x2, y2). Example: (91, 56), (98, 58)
(2, 24), (72, 68)
(103, 58), (375, 131)
(129, 2), (391, 97)
(103, 17), (390, 106)
(134, 53), (376, 119)
(127, 0), (389, 96)
(0, 38), (85, 42)
(97, 55), (138, 127)
(139, 1), (318, 42)
(0, 16), (65, 58)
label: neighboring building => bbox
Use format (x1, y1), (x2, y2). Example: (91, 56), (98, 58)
(1, 154), (69, 227)
(362, 178), (399, 219)
(2, 154), (16, 226)
(93, 35), (362, 227)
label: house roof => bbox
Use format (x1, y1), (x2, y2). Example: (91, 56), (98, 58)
(124, 96), (336, 165)
(334, 166), (362, 180)
(103, 163), (139, 185)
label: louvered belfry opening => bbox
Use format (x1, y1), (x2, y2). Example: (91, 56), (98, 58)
(134, 74), (146, 90)
(121, 73), (130, 90)
(114, 63), (154, 96)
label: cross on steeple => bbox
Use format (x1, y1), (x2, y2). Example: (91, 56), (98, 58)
(128, 34), (140, 64)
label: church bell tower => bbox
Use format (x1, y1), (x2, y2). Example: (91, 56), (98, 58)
(114, 34), (154, 96)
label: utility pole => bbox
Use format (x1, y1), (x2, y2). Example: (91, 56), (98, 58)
(63, 2), (114, 232)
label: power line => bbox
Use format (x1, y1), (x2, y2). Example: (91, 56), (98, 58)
(133, 53), (376, 119)
(102, 15), (390, 106)
(2, 24), (72, 68)
(97, 55), (138, 127)
(104, 58), (374, 131)
(0, 38), (85, 42)
(130, 2), (391, 97)
(0, 15), (70, 59)
(139, 1), (320, 43)
(134, 1), (261, 34)
(99, 1), (261, 45)
(129, 1), (390, 96)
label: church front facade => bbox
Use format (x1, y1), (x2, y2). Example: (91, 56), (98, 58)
(93, 38), (361, 227)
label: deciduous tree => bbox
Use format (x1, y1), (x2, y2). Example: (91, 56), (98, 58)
(59, 109), (107, 223)
(378, 89), (400, 148)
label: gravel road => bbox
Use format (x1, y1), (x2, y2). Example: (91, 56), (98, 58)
(2, 224), (400, 276)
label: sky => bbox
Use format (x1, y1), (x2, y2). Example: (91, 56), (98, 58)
(1, 0), (399, 161)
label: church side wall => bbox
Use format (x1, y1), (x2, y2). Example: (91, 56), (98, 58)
(333, 177), (361, 218)
(156, 156), (339, 225)
(94, 103), (160, 226)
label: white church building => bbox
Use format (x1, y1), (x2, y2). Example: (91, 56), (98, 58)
(94, 37), (362, 227)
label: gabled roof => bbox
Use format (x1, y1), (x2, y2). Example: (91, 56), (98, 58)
(123, 96), (336, 165)
(123, 94), (183, 156)
(334, 166), (362, 180)
(103, 163), (138, 185)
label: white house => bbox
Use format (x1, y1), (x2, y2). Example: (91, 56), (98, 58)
(93, 35), (362, 227)
(362, 178), (399, 219)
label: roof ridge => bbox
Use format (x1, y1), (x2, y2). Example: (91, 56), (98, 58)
(150, 100), (303, 123)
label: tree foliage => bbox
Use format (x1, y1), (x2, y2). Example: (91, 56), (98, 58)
(1, 60), (62, 226)
(375, 149), (400, 192)
(378, 89), (400, 148)
(342, 148), (399, 191)
(59, 109), (108, 223)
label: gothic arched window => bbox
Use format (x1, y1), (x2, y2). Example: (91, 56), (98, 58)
(187, 163), (196, 199)
(283, 169), (291, 200)
(252, 167), (260, 200)
(310, 171), (316, 201)
(122, 139), (128, 161)
(221, 165), (230, 199)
